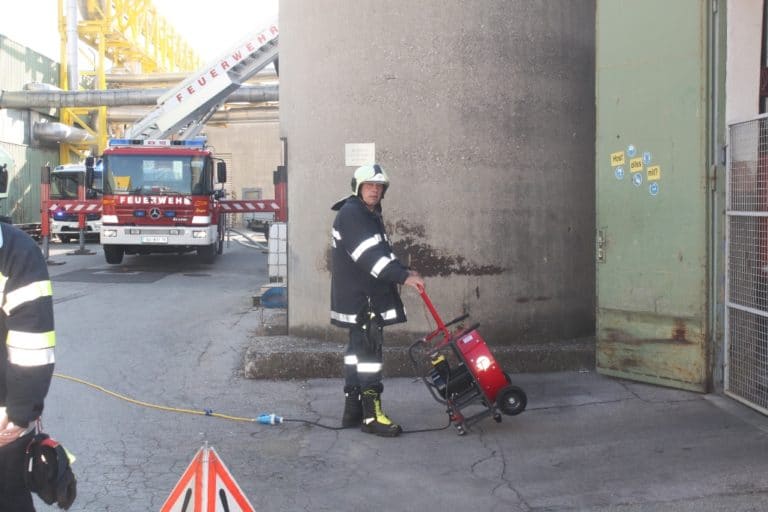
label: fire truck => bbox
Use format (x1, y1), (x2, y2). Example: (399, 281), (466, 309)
(98, 138), (229, 264)
(92, 19), (281, 264)
(50, 162), (103, 243)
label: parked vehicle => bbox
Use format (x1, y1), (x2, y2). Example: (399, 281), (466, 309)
(50, 162), (103, 243)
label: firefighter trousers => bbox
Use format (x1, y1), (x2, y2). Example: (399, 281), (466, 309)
(344, 322), (384, 390)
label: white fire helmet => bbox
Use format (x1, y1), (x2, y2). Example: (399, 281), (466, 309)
(351, 164), (390, 196)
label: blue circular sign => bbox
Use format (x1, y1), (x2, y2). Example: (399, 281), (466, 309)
(633, 172), (643, 187)
(649, 182), (659, 196)
(615, 166), (625, 180)
(627, 144), (637, 158)
(643, 151), (652, 165)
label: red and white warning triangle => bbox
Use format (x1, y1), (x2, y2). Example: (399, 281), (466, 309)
(160, 445), (255, 512)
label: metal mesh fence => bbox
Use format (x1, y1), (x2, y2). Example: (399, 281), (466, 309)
(726, 115), (768, 414)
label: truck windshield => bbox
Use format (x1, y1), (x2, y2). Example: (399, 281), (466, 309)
(51, 172), (103, 199)
(103, 155), (211, 195)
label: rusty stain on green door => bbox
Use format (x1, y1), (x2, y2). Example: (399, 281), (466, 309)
(595, 0), (710, 392)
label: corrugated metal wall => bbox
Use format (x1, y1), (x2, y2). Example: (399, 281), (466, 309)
(0, 142), (58, 223)
(0, 34), (60, 223)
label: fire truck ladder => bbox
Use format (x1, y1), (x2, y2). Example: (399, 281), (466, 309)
(126, 21), (279, 141)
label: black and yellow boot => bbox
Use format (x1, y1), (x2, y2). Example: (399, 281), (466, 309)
(342, 386), (362, 428)
(360, 387), (402, 437)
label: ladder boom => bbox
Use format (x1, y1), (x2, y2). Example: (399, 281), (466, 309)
(126, 21), (279, 140)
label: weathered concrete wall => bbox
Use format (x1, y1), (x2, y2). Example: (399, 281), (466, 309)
(280, 1), (596, 359)
(205, 122), (282, 227)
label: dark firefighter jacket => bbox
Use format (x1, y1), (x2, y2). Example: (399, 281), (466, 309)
(0, 223), (55, 427)
(330, 195), (410, 328)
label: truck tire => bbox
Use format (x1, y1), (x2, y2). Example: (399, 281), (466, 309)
(217, 220), (225, 255)
(197, 243), (216, 264)
(58, 234), (72, 243)
(104, 245), (124, 264)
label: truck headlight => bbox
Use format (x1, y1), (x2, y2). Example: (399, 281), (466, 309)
(102, 229), (117, 238)
(192, 230), (208, 239)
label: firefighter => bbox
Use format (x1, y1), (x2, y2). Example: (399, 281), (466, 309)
(330, 164), (424, 437)
(0, 223), (56, 511)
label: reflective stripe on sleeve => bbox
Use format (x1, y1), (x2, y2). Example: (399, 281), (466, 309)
(370, 256), (394, 278)
(344, 355), (358, 365)
(3, 280), (53, 315)
(331, 311), (358, 324)
(7, 330), (56, 350)
(7, 330), (55, 367)
(7, 346), (55, 366)
(350, 235), (382, 262)
(332, 228), (341, 240)
(0, 274), (7, 295)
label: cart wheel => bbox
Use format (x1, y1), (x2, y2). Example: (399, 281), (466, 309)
(493, 413), (502, 423)
(497, 385), (527, 416)
(455, 424), (467, 436)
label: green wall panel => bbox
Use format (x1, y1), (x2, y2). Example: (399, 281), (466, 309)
(596, 0), (710, 391)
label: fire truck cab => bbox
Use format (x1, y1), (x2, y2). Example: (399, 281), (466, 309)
(99, 138), (227, 264)
(50, 162), (103, 243)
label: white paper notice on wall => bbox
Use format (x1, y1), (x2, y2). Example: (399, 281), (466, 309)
(345, 143), (376, 166)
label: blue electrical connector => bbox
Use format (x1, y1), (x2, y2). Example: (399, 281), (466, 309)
(257, 413), (284, 425)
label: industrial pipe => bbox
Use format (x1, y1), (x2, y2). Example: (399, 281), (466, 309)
(33, 122), (95, 144)
(0, 84), (278, 109)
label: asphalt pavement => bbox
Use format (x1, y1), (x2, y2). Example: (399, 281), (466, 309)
(35, 240), (768, 511)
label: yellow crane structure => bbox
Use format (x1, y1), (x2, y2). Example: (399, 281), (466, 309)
(57, 0), (201, 163)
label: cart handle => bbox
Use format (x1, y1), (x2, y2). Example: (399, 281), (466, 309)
(425, 313), (469, 342)
(418, 288), (469, 343)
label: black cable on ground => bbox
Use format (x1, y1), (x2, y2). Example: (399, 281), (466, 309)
(55, 373), (453, 434)
(275, 417), (452, 434)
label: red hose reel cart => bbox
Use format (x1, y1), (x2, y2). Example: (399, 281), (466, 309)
(409, 289), (527, 435)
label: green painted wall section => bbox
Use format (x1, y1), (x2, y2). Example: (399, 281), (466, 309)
(595, 0), (711, 391)
(0, 34), (61, 224)
(0, 143), (58, 224)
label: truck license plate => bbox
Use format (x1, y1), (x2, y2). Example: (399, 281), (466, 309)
(141, 236), (168, 244)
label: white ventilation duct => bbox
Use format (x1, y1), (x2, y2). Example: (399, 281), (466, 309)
(33, 122), (95, 144)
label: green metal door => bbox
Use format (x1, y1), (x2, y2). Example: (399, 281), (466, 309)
(595, 0), (710, 391)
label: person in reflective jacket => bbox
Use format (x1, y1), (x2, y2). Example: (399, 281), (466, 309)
(330, 164), (424, 437)
(0, 223), (56, 511)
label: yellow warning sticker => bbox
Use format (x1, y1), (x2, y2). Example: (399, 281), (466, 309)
(647, 165), (661, 181)
(610, 151), (625, 166)
(114, 176), (131, 192)
(629, 158), (643, 173)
